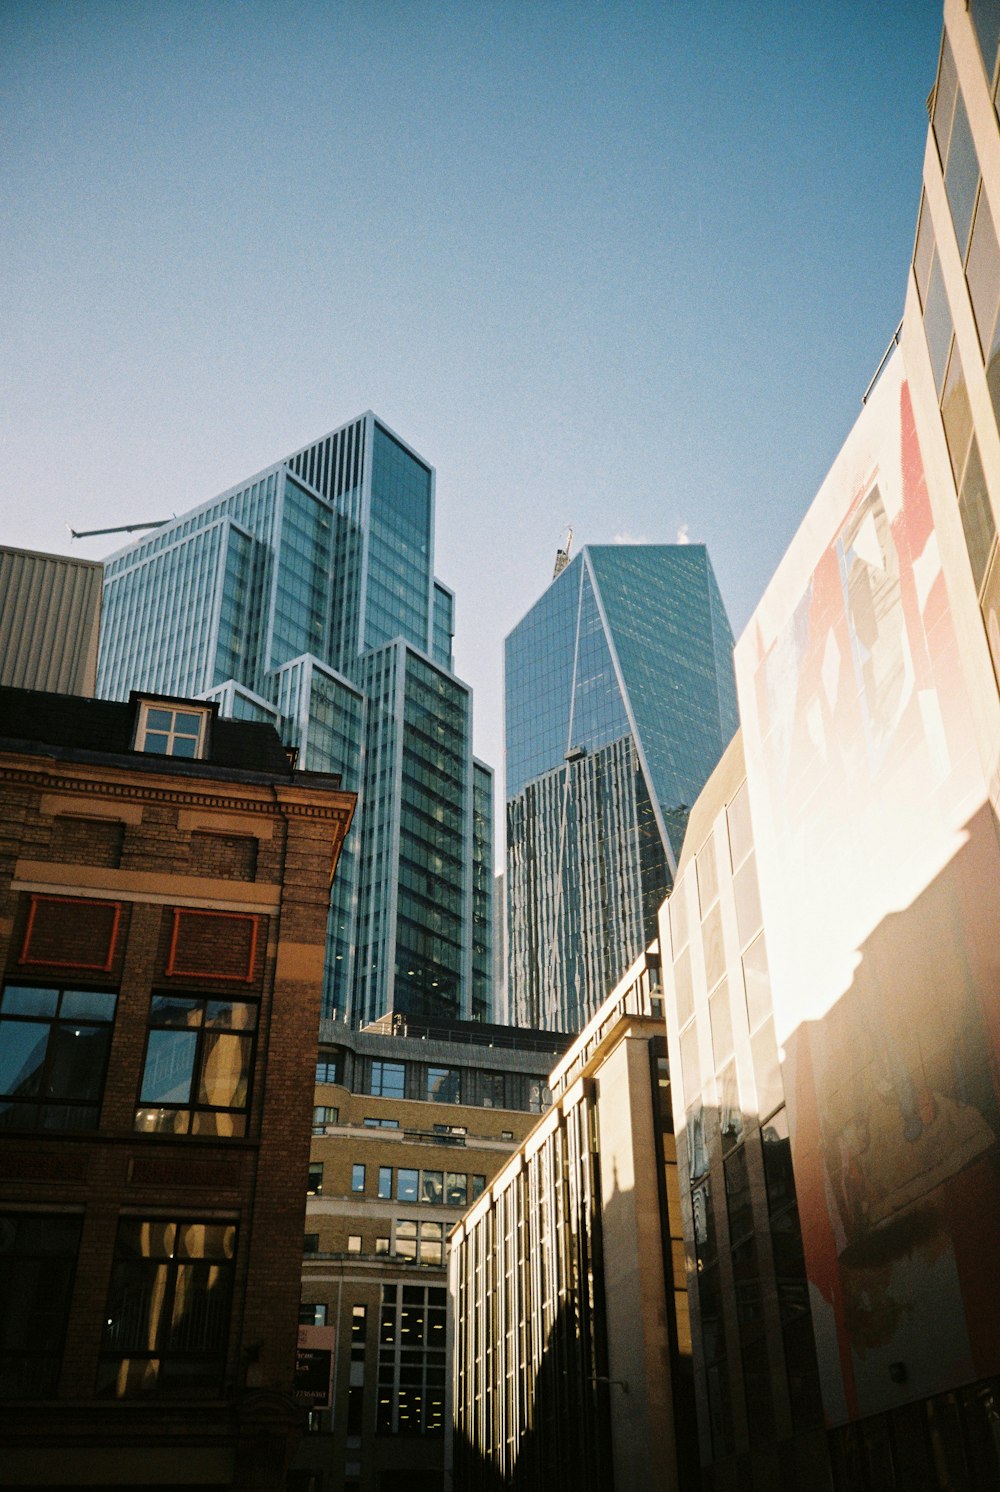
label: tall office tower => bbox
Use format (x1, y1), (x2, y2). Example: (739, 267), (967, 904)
(504, 544), (738, 1032)
(97, 412), (492, 1027)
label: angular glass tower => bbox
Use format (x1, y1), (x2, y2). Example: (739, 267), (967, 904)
(98, 412), (492, 1027)
(504, 544), (738, 1032)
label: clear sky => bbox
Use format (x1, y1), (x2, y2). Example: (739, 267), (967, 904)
(1, 0), (942, 790)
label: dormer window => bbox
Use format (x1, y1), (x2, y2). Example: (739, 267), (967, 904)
(136, 702), (209, 759)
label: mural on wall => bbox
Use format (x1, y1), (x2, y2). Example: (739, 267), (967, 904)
(736, 353), (1000, 1424)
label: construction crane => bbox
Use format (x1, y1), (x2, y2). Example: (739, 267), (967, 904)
(553, 525), (574, 579)
(68, 519), (170, 541)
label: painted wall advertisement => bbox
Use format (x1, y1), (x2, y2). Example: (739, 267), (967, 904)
(736, 352), (1000, 1424)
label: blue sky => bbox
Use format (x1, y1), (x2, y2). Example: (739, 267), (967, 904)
(1, 0), (942, 782)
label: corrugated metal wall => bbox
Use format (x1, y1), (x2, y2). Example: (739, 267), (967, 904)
(0, 547), (103, 695)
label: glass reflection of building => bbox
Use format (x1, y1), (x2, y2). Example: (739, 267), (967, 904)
(504, 544), (738, 1033)
(98, 413), (492, 1026)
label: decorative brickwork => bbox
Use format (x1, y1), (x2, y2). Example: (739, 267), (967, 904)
(189, 829), (258, 881)
(18, 894), (122, 971)
(49, 815), (124, 868)
(165, 908), (261, 983)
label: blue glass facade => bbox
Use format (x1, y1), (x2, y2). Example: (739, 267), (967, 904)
(504, 544), (737, 1031)
(98, 413), (492, 1026)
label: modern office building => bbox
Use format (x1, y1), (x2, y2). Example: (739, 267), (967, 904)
(97, 412), (492, 1028)
(656, 0), (1000, 1476)
(449, 947), (697, 1492)
(294, 1014), (569, 1492)
(0, 546), (103, 695)
(504, 543), (738, 1033)
(659, 733), (829, 1488)
(0, 685), (355, 1491)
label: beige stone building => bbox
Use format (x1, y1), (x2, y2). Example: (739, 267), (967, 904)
(448, 950), (696, 1492)
(293, 1016), (569, 1492)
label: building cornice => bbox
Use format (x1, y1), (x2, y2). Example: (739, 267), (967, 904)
(0, 763), (354, 824)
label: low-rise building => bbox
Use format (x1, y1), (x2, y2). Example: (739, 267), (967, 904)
(294, 1015), (570, 1492)
(448, 951), (697, 1492)
(0, 685), (354, 1491)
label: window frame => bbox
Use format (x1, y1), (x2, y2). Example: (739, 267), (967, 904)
(134, 991), (258, 1138)
(134, 700), (210, 759)
(0, 981), (118, 1132)
(98, 1216), (237, 1398)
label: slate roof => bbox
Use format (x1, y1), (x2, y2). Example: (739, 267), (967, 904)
(0, 685), (337, 786)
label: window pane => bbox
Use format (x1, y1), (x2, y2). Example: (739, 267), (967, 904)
(182, 1222), (235, 1260)
(933, 36), (959, 165)
(197, 1032), (250, 1109)
(397, 1169), (419, 1202)
(204, 1000), (256, 1031)
(426, 1067), (459, 1103)
(719, 1059), (744, 1153)
(724, 1145), (754, 1245)
(944, 93), (980, 258)
(378, 1166), (392, 1199)
(371, 1061), (405, 1099)
(692, 1178), (715, 1272)
(913, 195), (935, 308)
(104, 1261), (169, 1351)
(742, 936), (771, 1032)
(45, 1023), (112, 1101)
(352, 1164), (366, 1193)
(761, 1108), (797, 1217)
(421, 1171), (443, 1205)
(696, 836), (718, 914)
(0, 1021), (48, 1098)
(733, 854), (763, 949)
(2, 987), (58, 1017)
(751, 1019), (783, 1120)
(140, 1029), (197, 1104)
(969, 0), (1000, 82)
(150, 995), (201, 1028)
(941, 341), (974, 485)
(673, 946), (694, 1028)
(958, 437), (997, 590)
(726, 784), (753, 870)
(669, 880), (689, 953)
(59, 990), (116, 1021)
(966, 193), (1000, 359)
(702, 904), (725, 992)
(709, 981), (734, 1069)
(923, 256), (955, 396)
(680, 1021), (701, 1105)
(446, 1172), (467, 1206)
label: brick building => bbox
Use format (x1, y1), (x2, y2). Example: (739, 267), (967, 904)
(0, 686), (355, 1490)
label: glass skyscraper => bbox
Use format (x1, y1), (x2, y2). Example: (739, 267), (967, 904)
(98, 412), (492, 1027)
(504, 544), (737, 1032)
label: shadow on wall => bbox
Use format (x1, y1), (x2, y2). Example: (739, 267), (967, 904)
(451, 1288), (615, 1492)
(780, 802), (1000, 1432)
